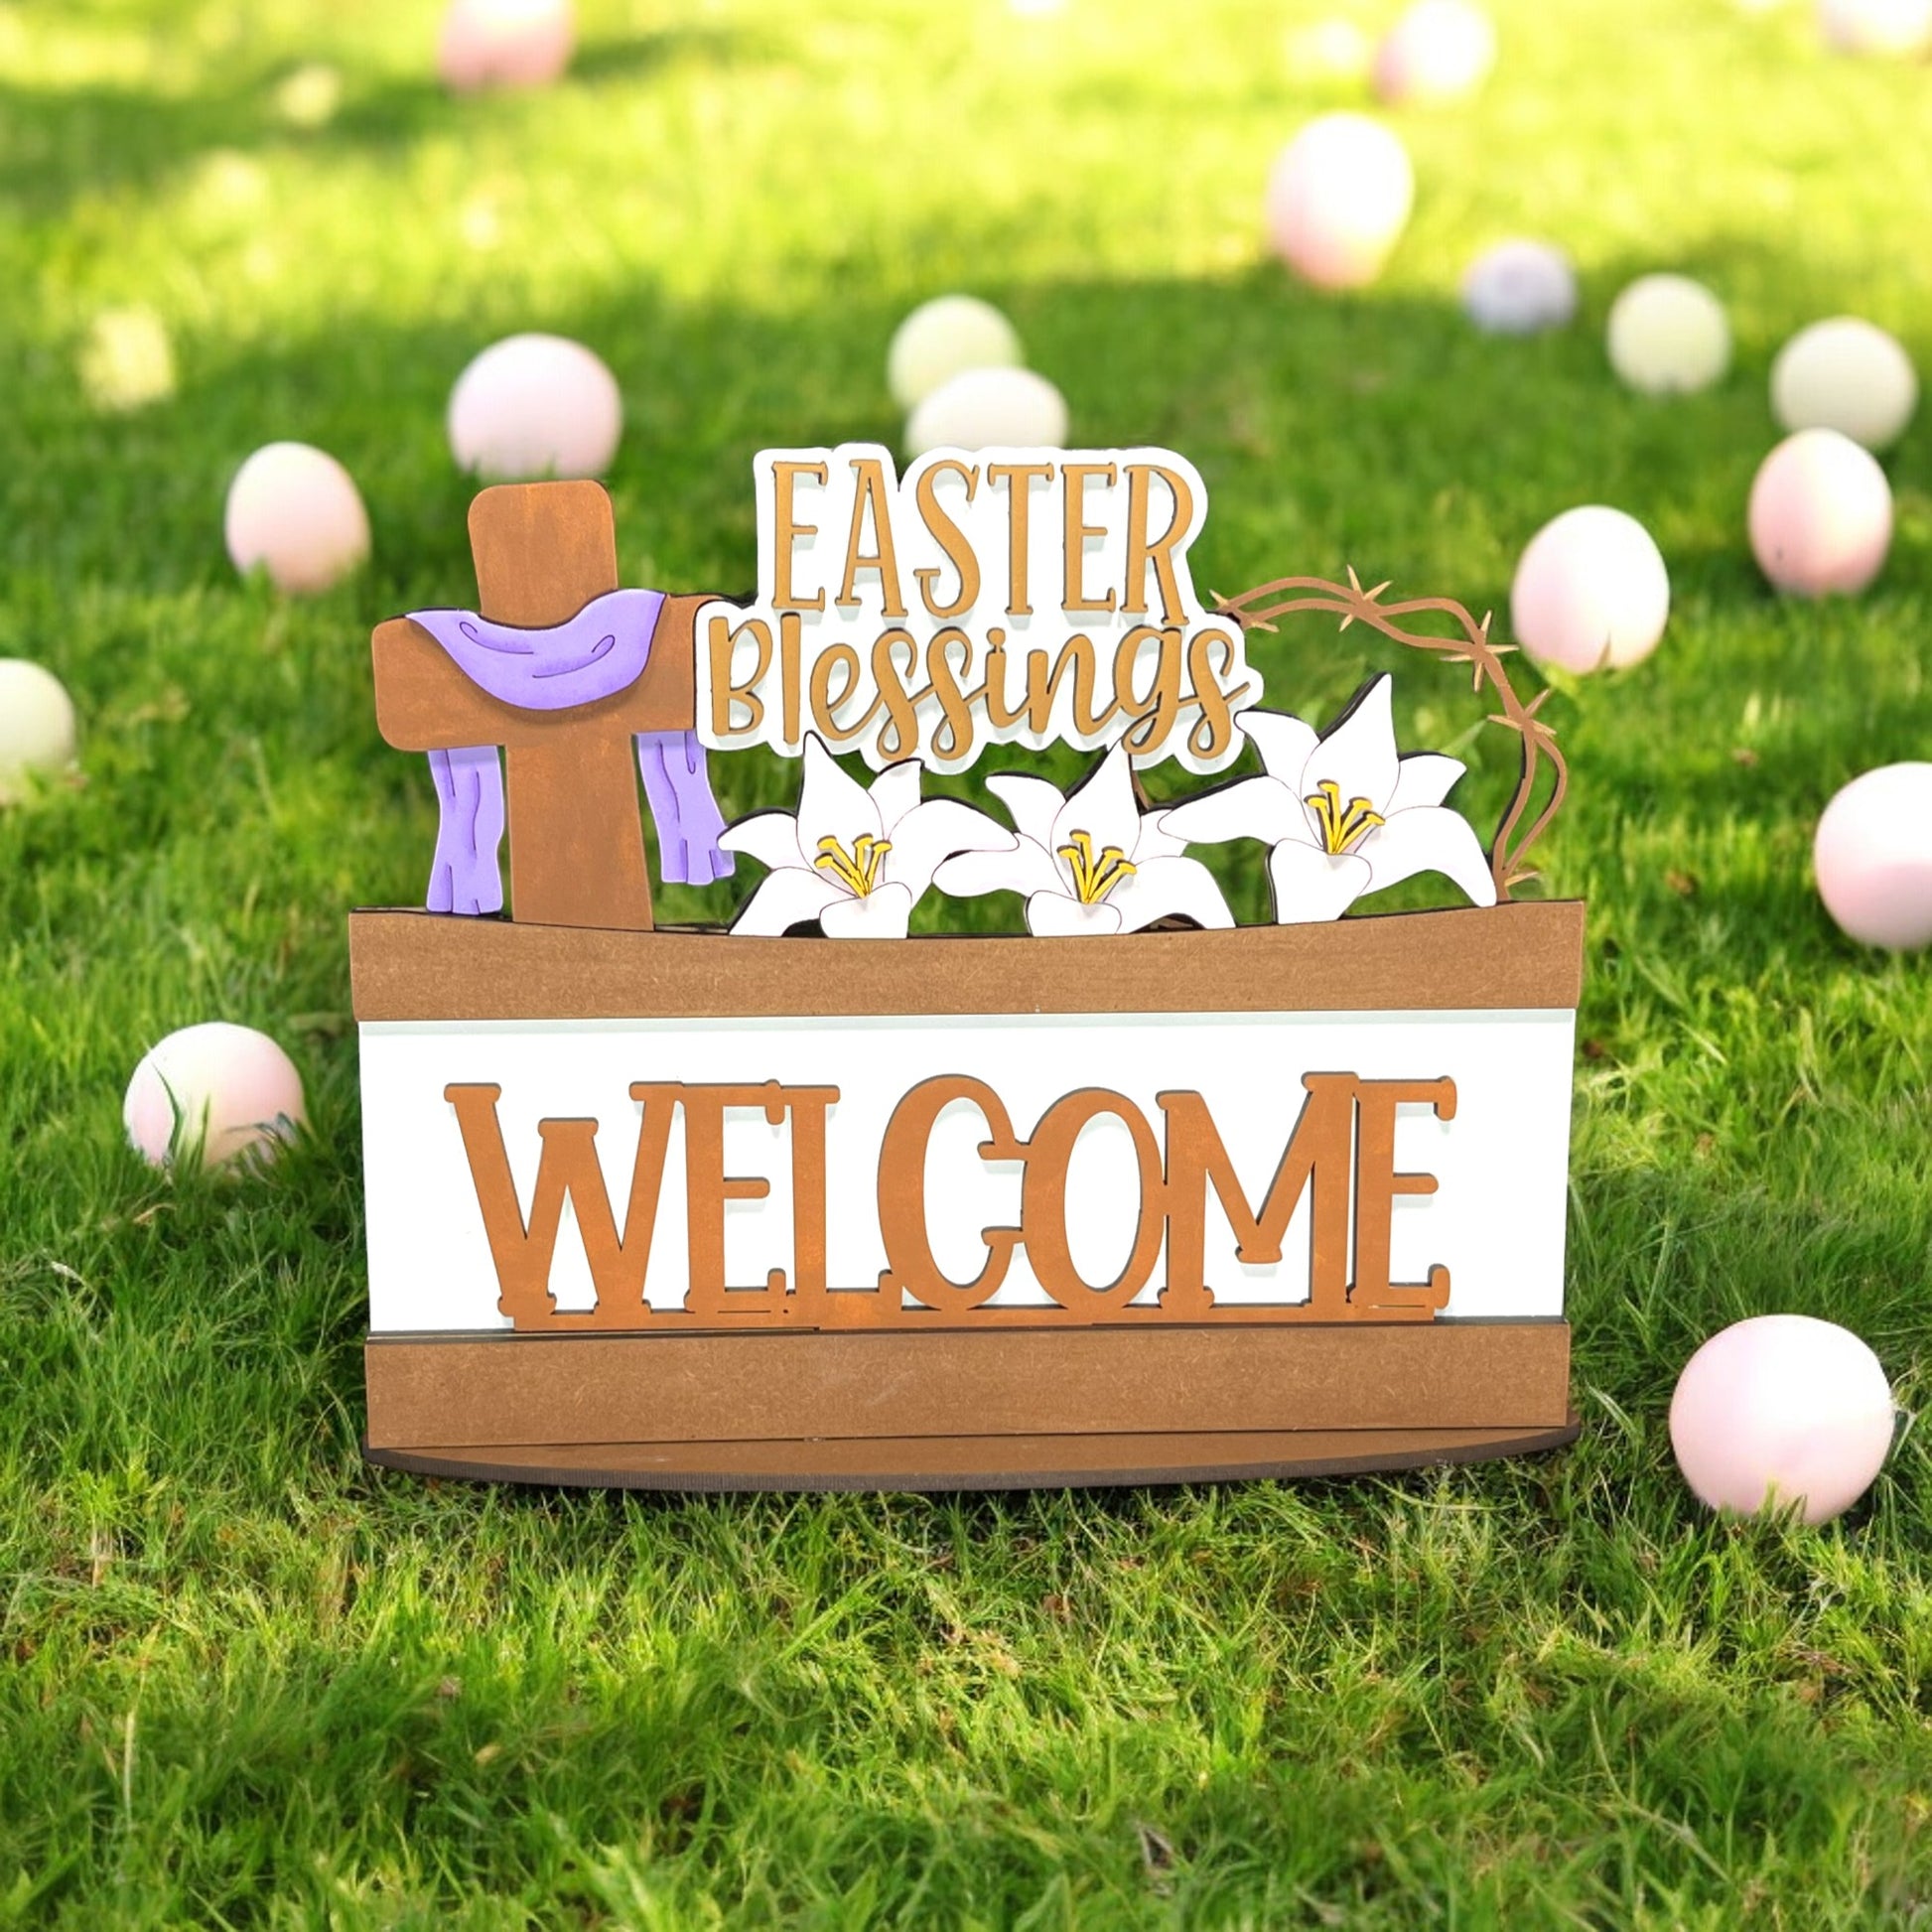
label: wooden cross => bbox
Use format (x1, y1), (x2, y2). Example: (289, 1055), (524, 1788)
(370, 482), (705, 930)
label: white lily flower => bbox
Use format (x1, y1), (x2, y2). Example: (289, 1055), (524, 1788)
(722, 734), (1014, 939)
(934, 742), (1234, 937)
(1159, 674), (1498, 924)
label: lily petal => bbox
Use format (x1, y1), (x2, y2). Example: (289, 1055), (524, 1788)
(1241, 709), (1320, 786)
(1048, 745), (1143, 880)
(718, 809), (809, 872)
(869, 757), (923, 835)
(1109, 854), (1235, 933)
(1356, 806), (1499, 906)
(934, 835), (1063, 901)
(730, 866), (846, 936)
(986, 772), (1066, 851)
(1133, 810), (1189, 863)
(821, 880), (914, 939)
(1027, 892), (1124, 938)
(1268, 842), (1372, 924)
(1160, 774), (1311, 849)
(1387, 754), (1466, 814)
(1302, 674), (1400, 817)
(795, 733), (883, 862)
(882, 798), (1016, 897)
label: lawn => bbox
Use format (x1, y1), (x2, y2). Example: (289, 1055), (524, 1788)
(4, 0), (1932, 1922)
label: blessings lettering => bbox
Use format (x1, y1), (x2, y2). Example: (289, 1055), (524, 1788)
(695, 444), (1264, 772)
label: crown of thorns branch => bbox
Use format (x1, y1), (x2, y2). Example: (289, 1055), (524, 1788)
(1211, 568), (1569, 901)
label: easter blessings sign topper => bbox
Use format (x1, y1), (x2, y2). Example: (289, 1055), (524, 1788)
(694, 445), (1261, 777)
(351, 441), (1587, 1492)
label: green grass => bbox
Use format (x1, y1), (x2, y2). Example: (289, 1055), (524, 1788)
(4, 0), (1932, 1922)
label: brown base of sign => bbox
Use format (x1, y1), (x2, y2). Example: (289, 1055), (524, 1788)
(360, 1415), (1584, 1492)
(360, 1323), (1576, 1491)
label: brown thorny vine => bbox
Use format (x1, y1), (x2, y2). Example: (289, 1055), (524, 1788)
(1212, 569), (1569, 903)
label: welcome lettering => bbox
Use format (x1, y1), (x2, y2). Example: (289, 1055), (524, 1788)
(442, 1073), (1457, 1328)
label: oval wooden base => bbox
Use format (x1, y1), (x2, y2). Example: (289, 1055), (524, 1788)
(362, 1416), (1582, 1493)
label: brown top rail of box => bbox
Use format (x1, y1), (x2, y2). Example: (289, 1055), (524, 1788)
(348, 899), (1585, 1023)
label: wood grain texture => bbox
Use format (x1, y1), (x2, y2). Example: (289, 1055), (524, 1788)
(348, 899), (1587, 1022)
(366, 480), (709, 932)
(360, 1414), (1585, 1492)
(364, 1320), (1572, 1449)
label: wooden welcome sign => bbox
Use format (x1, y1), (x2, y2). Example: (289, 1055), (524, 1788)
(351, 447), (1583, 1490)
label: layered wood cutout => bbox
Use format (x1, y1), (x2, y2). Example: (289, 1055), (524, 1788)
(352, 459), (1586, 1491)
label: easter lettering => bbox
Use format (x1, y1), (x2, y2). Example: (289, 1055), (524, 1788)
(695, 444), (1264, 772)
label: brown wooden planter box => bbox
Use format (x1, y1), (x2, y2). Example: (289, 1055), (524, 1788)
(351, 901), (1584, 1490)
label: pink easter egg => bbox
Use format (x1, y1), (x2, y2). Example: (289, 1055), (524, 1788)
(1819, 0), (1932, 54)
(1670, 1315), (1894, 1524)
(1265, 114), (1414, 290)
(124, 1022), (308, 1173)
(1374, 0), (1497, 105)
(1509, 504), (1670, 673)
(1748, 427), (1892, 598)
(438, 0), (575, 90)
(1813, 761), (1932, 949)
(223, 442), (370, 596)
(448, 333), (622, 481)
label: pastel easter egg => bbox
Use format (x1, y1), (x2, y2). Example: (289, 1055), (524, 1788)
(1374, 0), (1497, 104)
(888, 296), (1024, 412)
(1670, 1315), (1894, 1524)
(1509, 505), (1670, 672)
(1748, 427), (1891, 598)
(1264, 114), (1415, 290)
(124, 1023), (308, 1173)
(1771, 317), (1917, 452)
(78, 306), (177, 413)
(274, 62), (344, 129)
(1285, 17), (1375, 80)
(1819, 0), (1932, 52)
(0, 660), (78, 804)
(223, 442), (371, 596)
(904, 366), (1068, 457)
(448, 333), (622, 481)
(1813, 762), (1932, 949)
(1461, 238), (1578, 335)
(438, 0), (575, 89)
(1606, 273), (1730, 394)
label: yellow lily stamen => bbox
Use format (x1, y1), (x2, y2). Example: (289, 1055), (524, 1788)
(814, 833), (892, 897)
(1304, 779), (1386, 856)
(1056, 828), (1138, 905)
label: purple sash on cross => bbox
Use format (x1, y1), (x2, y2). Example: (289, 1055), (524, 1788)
(406, 589), (733, 914)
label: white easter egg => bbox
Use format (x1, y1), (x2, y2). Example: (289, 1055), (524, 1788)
(1509, 505), (1670, 672)
(1461, 238), (1578, 335)
(1771, 317), (1917, 452)
(0, 660), (78, 804)
(1264, 114), (1415, 291)
(223, 442), (371, 596)
(448, 333), (622, 481)
(904, 366), (1069, 457)
(887, 296), (1024, 412)
(1748, 427), (1892, 598)
(1374, 0), (1497, 104)
(1813, 762), (1932, 949)
(1670, 1315), (1894, 1524)
(123, 1022), (308, 1173)
(1606, 274), (1730, 394)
